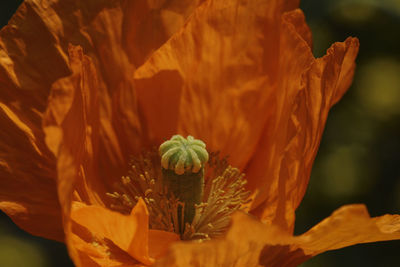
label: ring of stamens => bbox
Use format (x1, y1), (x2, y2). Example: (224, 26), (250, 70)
(107, 150), (251, 240)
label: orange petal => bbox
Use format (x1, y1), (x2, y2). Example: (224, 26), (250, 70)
(44, 44), (107, 206)
(295, 205), (400, 255)
(284, 9), (313, 48)
(155, 211), (307, 267)
(260, 205), (400, 266)
(245, 10), (359, 230)
(0, 105), (63, 240)
(123, 0), (204, 66)
(3, 0), (201, 221)
(148, 230), (180, 259)
(70, 199), (153, 265)
(134, 1), (356, 237)
(156, 206), (400, 267)
(55, 145), (119, 267)
(68, 228), (144, 267)
(44, 43), (180, 267)
(36, 0), (202, 191)
(69, 200), (179, 266)
(43, 45), (109, 266)
(0, 1), (70, 240)
(0, 0), (146, 242)
(134, 0), (302, 168)
(237, 8), (315, 229)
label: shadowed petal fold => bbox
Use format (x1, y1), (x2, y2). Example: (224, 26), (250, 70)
(0, 104), (63, 240)
(124, 0), (204, 66)
(134, 0), (303, 170)
(44, 44), (103, 206)
(0, 0), (70, 241)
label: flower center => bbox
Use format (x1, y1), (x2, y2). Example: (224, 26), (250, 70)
(107, 135), (250, 240)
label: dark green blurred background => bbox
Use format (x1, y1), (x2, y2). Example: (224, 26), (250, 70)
(1, 0), (399, 266)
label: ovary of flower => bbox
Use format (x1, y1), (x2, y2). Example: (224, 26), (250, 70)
(159, 135), (209, 175)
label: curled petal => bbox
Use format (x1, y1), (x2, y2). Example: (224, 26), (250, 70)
(157, 205), (400, 267)
(246, 9), (359, 231)
(71, 199), (153, 265)
(70, 199), (179, 266)
(69, 221), (144, 267)
(295, 205), (400, 255)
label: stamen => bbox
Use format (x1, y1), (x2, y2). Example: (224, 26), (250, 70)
(183, 166), (251, 240)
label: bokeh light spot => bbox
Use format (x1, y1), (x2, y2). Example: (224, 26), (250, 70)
(318, 145), (374, 199)
(356, 58), (400, 119)
(0, 233), (49, 267)
(332, 0), (377, 24)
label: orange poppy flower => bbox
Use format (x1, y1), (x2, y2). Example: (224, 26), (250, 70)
(0, 0), (399, 266)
